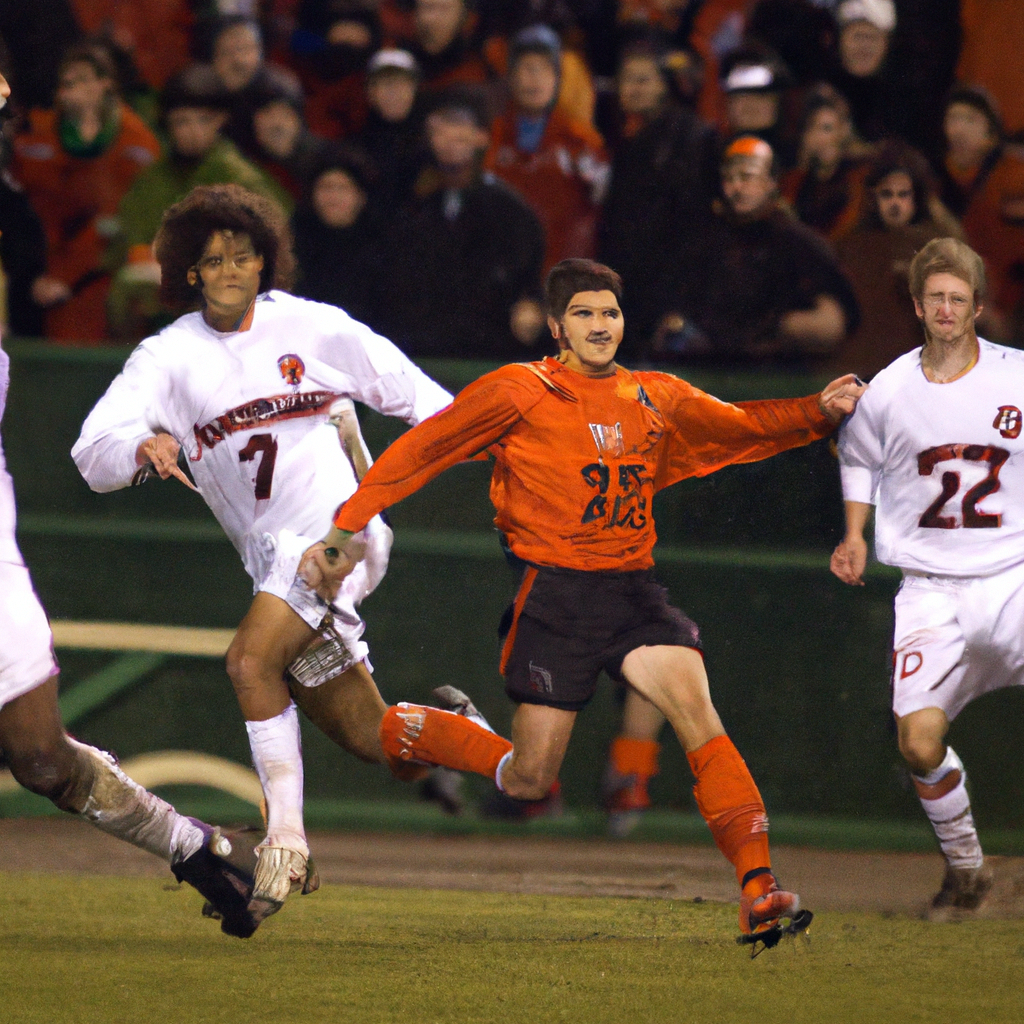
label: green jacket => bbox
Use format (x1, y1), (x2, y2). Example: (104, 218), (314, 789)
(107, 137), (292, 268)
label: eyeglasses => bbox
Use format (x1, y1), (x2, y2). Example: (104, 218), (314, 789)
(194, 252), (261, 273)
(922, 293), (970, 309)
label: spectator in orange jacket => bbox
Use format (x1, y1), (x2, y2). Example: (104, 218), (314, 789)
(485, 25), (609, 275)
(11, 41), (160, 344)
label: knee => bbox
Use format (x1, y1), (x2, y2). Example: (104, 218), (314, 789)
(6, 737), (77, 801)
(225, 643), (268, 695)
(898, 729), (944, 775)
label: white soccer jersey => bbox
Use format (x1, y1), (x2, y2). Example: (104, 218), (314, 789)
(0, 346), (23, 564)
(839, 339), (1024, 576)
(72, 292), (452, 583)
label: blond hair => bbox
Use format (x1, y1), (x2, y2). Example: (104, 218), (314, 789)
(908, 237), (986, 304)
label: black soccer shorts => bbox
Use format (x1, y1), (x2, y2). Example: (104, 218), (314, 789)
(499, 565), (702, 711)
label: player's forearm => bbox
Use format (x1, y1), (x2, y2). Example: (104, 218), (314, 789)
(72, 430), (154, 493)
(333, 380), (522, 533)
(843, 500), (873, 540)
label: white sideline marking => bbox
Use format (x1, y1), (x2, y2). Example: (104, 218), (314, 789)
(51, 620), (236, 656)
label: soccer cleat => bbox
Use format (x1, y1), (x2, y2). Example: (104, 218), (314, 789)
(419, 766), (466, 815)
(431, 685), (496, 732)
(929, 863), (994, 915)
(171, 821), (259, 939)
(247, 844), (320, 924)
(736, 880), (812, 957)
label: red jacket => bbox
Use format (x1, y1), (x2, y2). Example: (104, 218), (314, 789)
(486, 107), (608, 274)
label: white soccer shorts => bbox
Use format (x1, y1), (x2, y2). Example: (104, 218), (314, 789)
(891, 561), (1024, 721)
(254, 517), (393, 679)
(0, 559), (59, 709)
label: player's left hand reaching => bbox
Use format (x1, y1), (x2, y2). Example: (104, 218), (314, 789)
(818, 374), (867, 424)
(299, 528), (364, 602)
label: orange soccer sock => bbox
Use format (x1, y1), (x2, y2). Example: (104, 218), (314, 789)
(686, 734), (772, 894)
(380, 703), (513, 780)
(609, 736), (660, 808)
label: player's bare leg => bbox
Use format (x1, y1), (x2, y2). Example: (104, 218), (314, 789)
(0, 678), (257, 937)
(289, 660), (388, 765)
(621, 645), (808, 947)
(496, 703), (576, 800)
(897, 707), (991, 915)
(226, 593), (319, 919)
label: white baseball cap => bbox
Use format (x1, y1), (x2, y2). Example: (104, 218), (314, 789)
(837, 0), (896, 32)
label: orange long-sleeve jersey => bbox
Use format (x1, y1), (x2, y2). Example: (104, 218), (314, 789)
(334, 357), (834, 572)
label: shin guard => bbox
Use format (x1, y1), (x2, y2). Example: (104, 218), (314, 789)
(58, 739), (202, 864)
(380, 703), (512, 779)
(687, 734), (771, 889)
(913, 747), (983, 869)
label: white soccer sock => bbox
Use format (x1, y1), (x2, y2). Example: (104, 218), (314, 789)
(71, 739), (204, 864)
(495, 750), (513, 793)
(913, 746), (983, 870)
(246, 703), (309, 858)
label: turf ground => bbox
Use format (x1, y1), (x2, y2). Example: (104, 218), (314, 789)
(3, 818), (1023, 1024)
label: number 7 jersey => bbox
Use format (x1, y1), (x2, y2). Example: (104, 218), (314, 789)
(838, 339), (1024, 576)
(72, 292), (451, 583)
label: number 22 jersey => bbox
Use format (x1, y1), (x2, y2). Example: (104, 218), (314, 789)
(839, 339), (1024, 577)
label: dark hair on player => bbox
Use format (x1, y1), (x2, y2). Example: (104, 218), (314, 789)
(154, 184), (294, 308)
(908, 237), (986, 305)
(546, 259), (623, 320)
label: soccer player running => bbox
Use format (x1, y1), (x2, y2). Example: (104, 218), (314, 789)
(831, 237), (1022, 916)
(0, 70), (258, 941)
(73, 184), (507, 922)
(301, 259), (865, 943)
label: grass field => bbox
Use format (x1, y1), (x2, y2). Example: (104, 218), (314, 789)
(2, 873), (1021, 1024)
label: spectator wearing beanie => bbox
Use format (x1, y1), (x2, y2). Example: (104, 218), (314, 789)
(292, 144), (379, 323)
(250, 67), (330, 202)
(485, 25), (608, 274)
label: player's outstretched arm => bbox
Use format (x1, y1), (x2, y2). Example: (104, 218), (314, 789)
(818, 374), (867, 424)
(830, 500), (872, 586)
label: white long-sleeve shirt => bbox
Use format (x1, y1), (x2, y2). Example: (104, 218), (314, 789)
(73, 292), (452, 582)
(0, 346), (23, 564)
(839, 339), (1024, 577)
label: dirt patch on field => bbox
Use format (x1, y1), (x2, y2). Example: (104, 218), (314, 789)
(5, 817), (1024, 919)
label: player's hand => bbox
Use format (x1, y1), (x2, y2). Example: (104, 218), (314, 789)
(135, 433), (197, 490)
(299, 530), (361, 602)
(830, 534), (867, 585)
(818, 373), (867, 424)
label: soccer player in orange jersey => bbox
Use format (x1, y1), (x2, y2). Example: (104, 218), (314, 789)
(300, 259), (865, 944)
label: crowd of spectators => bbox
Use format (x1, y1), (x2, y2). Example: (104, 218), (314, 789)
(0, 0), (1021, 375)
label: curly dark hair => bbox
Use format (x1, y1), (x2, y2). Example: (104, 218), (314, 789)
(153, 184), (295, 308)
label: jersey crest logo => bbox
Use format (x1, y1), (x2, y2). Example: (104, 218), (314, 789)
(589, 422), (625, 458)
(993, 406), (1022, 439)
(278, 354), (305, 386)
